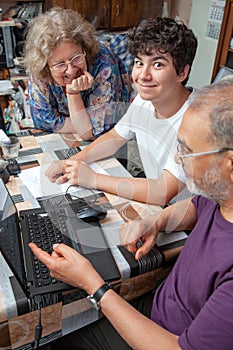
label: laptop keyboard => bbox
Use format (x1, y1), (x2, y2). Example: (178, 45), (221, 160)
(37, 193), (87, 210)
(27, 208), (79, 288)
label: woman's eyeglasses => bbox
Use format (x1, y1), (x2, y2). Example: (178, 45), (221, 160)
(50, 52), (86, 73)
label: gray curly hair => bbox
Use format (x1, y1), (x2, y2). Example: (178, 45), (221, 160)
(23, 7), (99, 81)
(189, 79), (233, 148)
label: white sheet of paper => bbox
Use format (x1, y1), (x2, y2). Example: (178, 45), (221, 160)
(18, 162), (108, 198)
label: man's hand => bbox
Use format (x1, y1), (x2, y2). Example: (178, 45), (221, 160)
(120, 216), (160, 260)
(29, 243), (104, 295)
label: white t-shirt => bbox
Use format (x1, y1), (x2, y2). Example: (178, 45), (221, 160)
(115, 90), (195, 183)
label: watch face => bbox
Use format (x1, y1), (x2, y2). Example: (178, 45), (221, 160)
(87, 295), (100, 311)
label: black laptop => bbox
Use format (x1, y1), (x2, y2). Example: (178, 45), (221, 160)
(0, 179), (120, 298)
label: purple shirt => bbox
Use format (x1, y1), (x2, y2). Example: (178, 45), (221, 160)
(151, 195), (233, 350)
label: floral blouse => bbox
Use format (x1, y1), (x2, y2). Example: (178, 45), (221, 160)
(28, 41), (132, 137)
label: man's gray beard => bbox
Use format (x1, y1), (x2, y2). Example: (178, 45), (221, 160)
(186, 163), (231, 205)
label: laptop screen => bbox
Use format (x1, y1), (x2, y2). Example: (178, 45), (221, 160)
(0, 179), (26, 286)
(0, 177), (15, 220)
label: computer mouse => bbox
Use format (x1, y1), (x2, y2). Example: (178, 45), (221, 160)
(75, 205), (107, 222)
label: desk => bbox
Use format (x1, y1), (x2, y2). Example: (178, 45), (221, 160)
(0, 132), (183, 349)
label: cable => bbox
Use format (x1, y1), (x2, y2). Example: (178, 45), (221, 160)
(32, 295), (43, 350)
(65, 185), (98, 203)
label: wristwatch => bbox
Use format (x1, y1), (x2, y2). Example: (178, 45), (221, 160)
(87, 283), (112, 310)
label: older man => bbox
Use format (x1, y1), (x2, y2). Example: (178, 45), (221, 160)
(31, 80), (233, 350)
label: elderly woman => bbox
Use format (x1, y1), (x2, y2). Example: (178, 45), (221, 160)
(23, 7), (132, 139)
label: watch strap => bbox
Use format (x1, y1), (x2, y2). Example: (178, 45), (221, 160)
(93, 282), (112, 302)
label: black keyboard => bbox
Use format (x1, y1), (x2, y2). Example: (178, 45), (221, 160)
(37, 193), (87, 210)
(54, 146), (81, 160)
(27, 208), (80, 288)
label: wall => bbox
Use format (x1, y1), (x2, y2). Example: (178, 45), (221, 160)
(188, 0), (220, 88)
(166, 0), (222, 88)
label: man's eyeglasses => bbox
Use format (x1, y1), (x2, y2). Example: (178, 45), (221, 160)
(50, 52), (86, 73)
(177, 142), (233, 159)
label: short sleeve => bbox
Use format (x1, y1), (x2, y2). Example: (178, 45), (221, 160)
(179, 277), (233, 350)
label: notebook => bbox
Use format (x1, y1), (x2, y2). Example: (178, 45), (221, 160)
(0, 179), (120, 298)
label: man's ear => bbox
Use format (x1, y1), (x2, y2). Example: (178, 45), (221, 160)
(227, 152), (233, 183)
(178, 64), (190, 83)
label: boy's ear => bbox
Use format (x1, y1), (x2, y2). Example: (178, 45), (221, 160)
(178, 64), (190, 82)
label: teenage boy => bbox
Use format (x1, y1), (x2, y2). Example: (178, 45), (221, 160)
(46, 17), (197, 206)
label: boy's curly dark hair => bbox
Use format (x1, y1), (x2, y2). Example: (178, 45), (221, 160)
(127, 17), (197, 85)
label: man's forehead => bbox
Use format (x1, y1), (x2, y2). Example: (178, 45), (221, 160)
(180, 108), (195, 131)
(179, 107), (210, 143)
